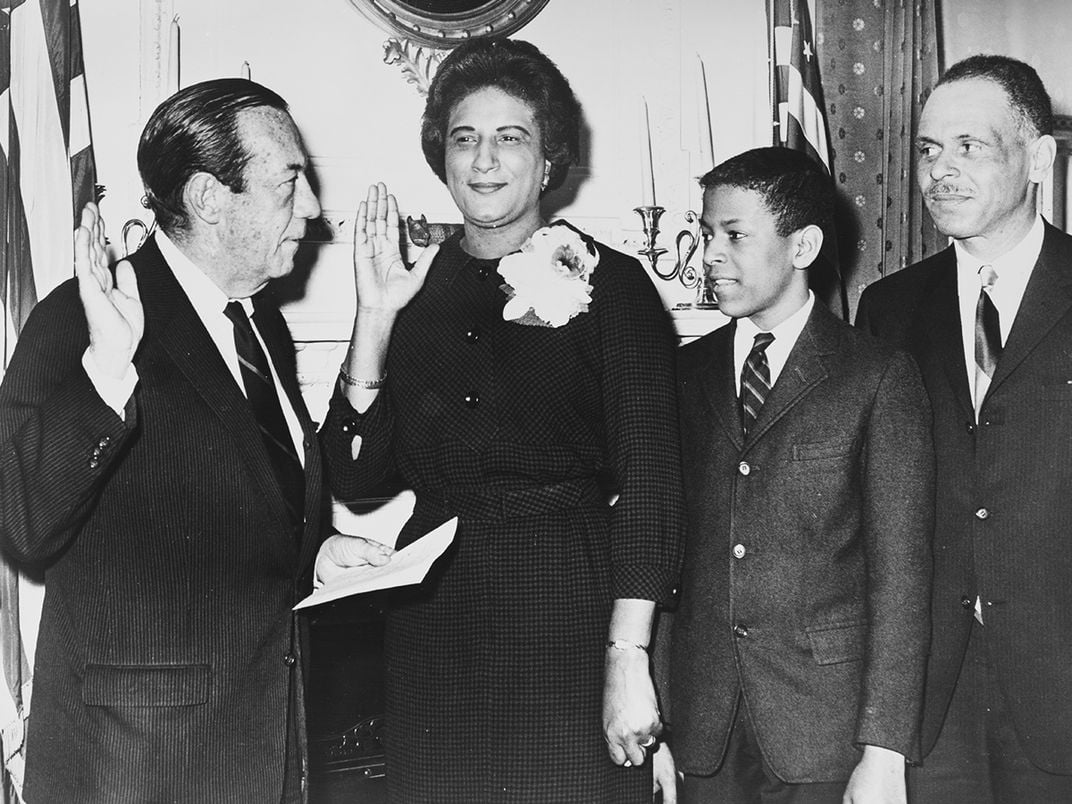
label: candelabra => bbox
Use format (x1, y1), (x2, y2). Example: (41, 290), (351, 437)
(633, 205), (717, 309)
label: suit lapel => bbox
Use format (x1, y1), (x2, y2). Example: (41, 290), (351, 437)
(696, 322), (745, 451)
(918, 252), (975, 420)
(744, 304), (834, 447)
(989, 225), (1072, 395)
(137, 238), (305, 551)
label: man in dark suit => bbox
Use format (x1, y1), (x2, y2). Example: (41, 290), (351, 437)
(666, 147), (934, 803)
(0, 79), (398, 802)
(856, 55), (1072, 802)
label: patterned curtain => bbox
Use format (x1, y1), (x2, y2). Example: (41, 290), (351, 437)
(814, 0), (945, 320)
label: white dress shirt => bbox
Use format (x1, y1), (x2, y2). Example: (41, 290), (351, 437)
(733, 291), (816, 395)
(954, 215), (1044, 408)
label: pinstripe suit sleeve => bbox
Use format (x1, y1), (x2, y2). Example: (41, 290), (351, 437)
(856, 347), (934, 759)
(0, 279), (135, 563)
(591, 248), (685, 603)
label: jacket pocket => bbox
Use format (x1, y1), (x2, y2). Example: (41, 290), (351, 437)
(1040, 379), (1072, 400)
(791, 438), (854, 462)
(83, 664), (210, 707)
(805, 621), (866, 666)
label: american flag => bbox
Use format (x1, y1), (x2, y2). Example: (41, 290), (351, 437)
(770, 0), (831, 172)
(0, 0), (96, 797)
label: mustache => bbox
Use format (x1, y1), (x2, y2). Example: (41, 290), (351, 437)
(926, 183), (972, 197)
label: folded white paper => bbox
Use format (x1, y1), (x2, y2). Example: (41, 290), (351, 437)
(294, 517), (457, 610)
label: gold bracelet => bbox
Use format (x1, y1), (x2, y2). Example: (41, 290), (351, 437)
(339, 363), (386, 390)
(606, 639), (649, 653)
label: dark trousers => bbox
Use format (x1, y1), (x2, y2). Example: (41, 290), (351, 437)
(681, 696), (846, 804)
(909, 620), (1072, 804)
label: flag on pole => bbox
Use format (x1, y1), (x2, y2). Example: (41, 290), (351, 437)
(770, 0), (831, 172)
(0, 0), (97, 797)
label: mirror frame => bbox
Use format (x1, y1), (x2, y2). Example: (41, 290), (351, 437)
(346, 0), (551, 48)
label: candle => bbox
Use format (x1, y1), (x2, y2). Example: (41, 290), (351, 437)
(167, 16), (181, 94)
(641, 97), (657, 207)
(697, 55), (715, 170)
(242, 61), (251, 81)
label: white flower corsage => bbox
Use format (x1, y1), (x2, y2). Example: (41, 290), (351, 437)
(498, 221), (600, 328)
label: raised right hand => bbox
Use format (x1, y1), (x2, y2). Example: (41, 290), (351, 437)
(75, 203), (144, 379)
(353, 182), (437, 313)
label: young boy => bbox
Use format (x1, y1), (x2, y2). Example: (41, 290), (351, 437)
(668, 147), (934, 803)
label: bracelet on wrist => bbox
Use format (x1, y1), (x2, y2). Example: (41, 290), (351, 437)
(339, 364), (386, 390)
(606, 639), (649, 653)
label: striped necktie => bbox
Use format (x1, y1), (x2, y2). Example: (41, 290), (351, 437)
(740, 332), (775, 436)
(974, 264), (1001, 418)
(224, 300), (305, 525)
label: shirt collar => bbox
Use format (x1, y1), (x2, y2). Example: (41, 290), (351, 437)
(736, 291), (815, 346)
(953, 214), (1045, 282)
(155, 229), (238, 318)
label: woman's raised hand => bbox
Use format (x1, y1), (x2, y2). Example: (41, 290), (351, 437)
(353, 182), (437, 313)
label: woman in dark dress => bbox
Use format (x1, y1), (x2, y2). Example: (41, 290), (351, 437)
(321, 38), (683, 803)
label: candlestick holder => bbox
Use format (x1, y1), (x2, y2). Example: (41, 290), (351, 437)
(634, 206), (716, 309)
(634, 205), (667, 273)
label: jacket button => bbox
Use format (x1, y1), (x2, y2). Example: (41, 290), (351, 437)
(965, 422), (976, 434)
(476, 266), (491, 281)
(975, 507), (990, 520)
(732, 544), (746, 559)
(465, 326), (481, 343)
(738, 462), (751, 476)
(98, 436), (111, 449)
(283, 653), (296, 667)
(733, 624), (749, 638)
(960, 596), (973, 609)
(464, 393), (480, 408)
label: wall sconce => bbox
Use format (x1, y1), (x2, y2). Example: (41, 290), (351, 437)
(634, 206), (717, 308)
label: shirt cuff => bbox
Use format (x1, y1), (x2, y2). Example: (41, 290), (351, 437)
(82, 348), (138, 419)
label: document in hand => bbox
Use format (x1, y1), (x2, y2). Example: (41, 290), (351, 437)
(294, 517), (457, 610)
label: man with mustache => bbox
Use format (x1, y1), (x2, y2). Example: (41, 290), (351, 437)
(856, 55), (1072, 802)
(0, 79), (394, 802)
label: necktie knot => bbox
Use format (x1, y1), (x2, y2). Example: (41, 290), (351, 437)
(979, 264), (998, 292)
(751, 332), (775, 353)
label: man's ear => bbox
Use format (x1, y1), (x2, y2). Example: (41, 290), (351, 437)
(1028, 133), (1057, 185)
(183, 172), (226, 226)
(791, 223), (824, 270)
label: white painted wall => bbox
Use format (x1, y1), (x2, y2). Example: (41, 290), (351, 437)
(78, 0), (769, 347)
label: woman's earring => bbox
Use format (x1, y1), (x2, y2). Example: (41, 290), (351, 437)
(541, 161), (551, 191)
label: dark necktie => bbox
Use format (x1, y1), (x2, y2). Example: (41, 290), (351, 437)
(740, 332), (775, 435)
(224, 300), (305, 524)
(974, 264), (1001, 418)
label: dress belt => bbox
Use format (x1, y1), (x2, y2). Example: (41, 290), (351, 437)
(416, 479), (605, 522)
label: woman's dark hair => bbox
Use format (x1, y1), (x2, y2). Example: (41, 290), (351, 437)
(420, 38), (581, 194)
(137, 78), (289, 234)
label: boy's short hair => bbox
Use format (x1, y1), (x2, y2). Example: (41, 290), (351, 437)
(699, 147), (834, 238)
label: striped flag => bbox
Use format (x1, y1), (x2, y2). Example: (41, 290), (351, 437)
(770, 0), (831, 172)
(0, 0), (96, 797)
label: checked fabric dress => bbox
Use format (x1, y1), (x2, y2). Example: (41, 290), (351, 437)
(328, 230), (684, 803)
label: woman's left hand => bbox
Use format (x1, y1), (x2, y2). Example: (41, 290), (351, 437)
(602, 644), (662, 767)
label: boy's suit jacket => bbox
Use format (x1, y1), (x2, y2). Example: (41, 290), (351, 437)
(856, 222), (1072, 773)
(671, 302), (934, 782)
(0, 235), (346, 802)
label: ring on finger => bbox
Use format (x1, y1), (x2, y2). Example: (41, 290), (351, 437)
(639, 735), (657, 749)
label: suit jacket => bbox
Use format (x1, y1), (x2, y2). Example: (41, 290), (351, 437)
(856, 222), (1072, 774)
(0, 236), (341, 802)
(671, 302), (933, 782)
